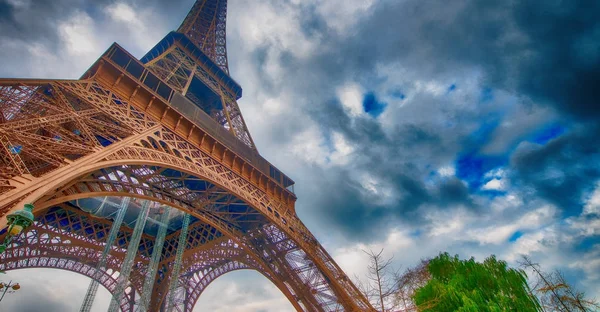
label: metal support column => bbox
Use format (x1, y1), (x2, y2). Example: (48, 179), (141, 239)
(108, 199), (151, 312)
(165, 213), (190, 312)
(80, 197), (130, 312)
(138, 206), (171, 312)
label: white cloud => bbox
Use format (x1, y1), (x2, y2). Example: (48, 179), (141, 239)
(6, 0), (31, 8)
(289, 124), (329, 166)
(104, 2), (160, 52)
(583, 182), (600, 215)
(333, 228), (415, 286)
(0, 268), (112, 311)
(59, 11), (98, 56)
(489, 193), (522, 213)
(569, 246), (600, 298)
(414, 79), (448, 97)
(311, 0), (376, 33)
(438, 165), (455, 177)
(482, 168), (508, 191)
(234, 1), (316, 58)
(358, 172), (394, 202)
(194, 271), (294, 312)
(337, 83), (364, 117)
(467, 204), (557, 245)
(482, 178), (505, 190)
(426, 208), (470, 237)
(329, 131), (355, 165)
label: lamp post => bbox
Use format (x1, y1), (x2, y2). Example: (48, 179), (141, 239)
(0, 204), (35, 254)
(0, 280), (20, 302)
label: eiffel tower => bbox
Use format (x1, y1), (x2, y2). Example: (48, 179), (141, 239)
(0, 1), (374, 311)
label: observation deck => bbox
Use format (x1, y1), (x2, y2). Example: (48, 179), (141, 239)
(81, 41), (296, 206)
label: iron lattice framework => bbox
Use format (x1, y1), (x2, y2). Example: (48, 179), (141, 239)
(0, 1), (374, 311)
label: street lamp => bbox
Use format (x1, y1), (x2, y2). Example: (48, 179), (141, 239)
(0, 204), (35, 254)
(0, 280), (21, 302)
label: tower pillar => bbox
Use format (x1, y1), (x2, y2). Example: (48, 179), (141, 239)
(165, 213), (191, 311)
(108, 200), (151, 312)
(80, 197), (130, 312)
(139, 206), (171, 312)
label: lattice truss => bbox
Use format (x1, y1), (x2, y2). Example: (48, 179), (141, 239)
(0, 205), (141, 312)
(144, 45), (255, 150)
(177, 0), (229, 73)
(0, 79), (373, 310)
(0, 81), (150, 193)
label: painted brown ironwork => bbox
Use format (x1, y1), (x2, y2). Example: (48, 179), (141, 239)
(177, 0), (229, 73)
(144, 44), (256, 149)
(0, 206), (140, 312)
(0, 0), (375, 311)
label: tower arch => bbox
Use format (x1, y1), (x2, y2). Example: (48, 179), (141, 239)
(0, 0), (375, 310)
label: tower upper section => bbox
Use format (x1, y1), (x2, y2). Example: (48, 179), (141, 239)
(80, 0), (296, 193)
(177, 0), (229, 74)
(140, 0), (256, 150)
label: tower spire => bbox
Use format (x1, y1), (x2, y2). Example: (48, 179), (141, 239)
(177, 0), (229, 73)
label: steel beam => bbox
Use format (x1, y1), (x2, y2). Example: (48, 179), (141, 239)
(108, 199), (150, 312)
(80, 197), (130, 312)
(138, 206), (171, 311)
(165, 213), (190, 311)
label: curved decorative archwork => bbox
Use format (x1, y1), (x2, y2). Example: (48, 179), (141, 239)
(0, 216), (141, 312)
(0, 19), (374, 310)
(179, 238), (286, 312)
(0, 258), (133, 311)
(31, 172), (329, 311)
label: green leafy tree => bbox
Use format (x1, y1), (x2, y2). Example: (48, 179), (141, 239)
(413, 252), (542, 311)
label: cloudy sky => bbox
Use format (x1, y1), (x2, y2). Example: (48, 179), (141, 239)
(1, 0), (600, 311)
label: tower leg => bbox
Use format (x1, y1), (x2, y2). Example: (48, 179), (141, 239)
(139, 207), (171, 311)
(108, 199), (151, 312)
(80, 197), (130, 312)
(165, 213), (190, 312)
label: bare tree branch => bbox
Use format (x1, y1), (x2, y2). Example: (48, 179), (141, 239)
(519, 255), (600, 312)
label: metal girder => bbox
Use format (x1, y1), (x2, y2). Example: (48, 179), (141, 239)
(144, 45), (255, 149)
(108, 200), (150, 312)
(138, 206), (170, 312)
(177, 0), (229, 73)
(80, 197), (130, 312)
(165, 213), (190, 312)
(0, 220), (137, 312)
(0, 0), (375, 310)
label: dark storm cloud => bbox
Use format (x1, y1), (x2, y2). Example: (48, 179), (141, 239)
(0, 0), (71, 51)
(274, 0), (600, 120)
(511, 125), (600, 215)
(305, 164), (475, 241)
(347, 0), (600, 120)
(298, 98), (476, 239)
(236, 0), (600, 239)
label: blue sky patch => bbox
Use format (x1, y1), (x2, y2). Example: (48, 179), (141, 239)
(362, 92), (387, 117)
(574, 235), (600, 252)
(530, 123), (566, 145)
(480, 87), (493, 102)
(390, 89), (406, 100)
(480, 189), (508, 198)
(456, 152), (507, 190)
(509, 230), (523, 242)
(456, 120), (508, 190)
(448, 84), (457, 93)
